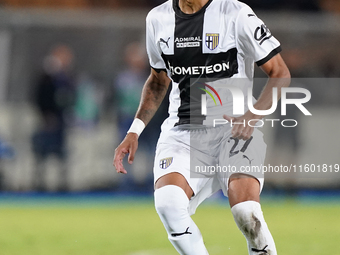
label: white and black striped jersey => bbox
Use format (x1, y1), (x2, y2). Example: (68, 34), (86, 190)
(146, 0), (281, 129)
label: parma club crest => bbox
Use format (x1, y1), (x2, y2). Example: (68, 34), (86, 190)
(159, 157), (173, 169)
(205, 33), (219, 50)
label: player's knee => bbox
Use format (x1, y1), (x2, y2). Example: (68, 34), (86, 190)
(154, 185), (189, 226)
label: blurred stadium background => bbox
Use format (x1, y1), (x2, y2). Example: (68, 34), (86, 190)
(0, 0), (339, 254)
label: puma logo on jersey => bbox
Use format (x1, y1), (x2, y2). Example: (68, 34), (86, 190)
(160, 37), (170, 48)
(243, 155), (254, 165)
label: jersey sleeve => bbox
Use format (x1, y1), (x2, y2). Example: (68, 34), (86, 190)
(235, 5), (281, 66)
(146, 13), (167, 72)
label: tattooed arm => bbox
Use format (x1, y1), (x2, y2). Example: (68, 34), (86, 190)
(135, 69), (171, 125)
(113, 69), (171, 174)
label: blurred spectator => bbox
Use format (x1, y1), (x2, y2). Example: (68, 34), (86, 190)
(74, 74), (103, 129)
(114, 42), (148, 191)
(115, 42), (147, 142)
(32, 44), (75, 192)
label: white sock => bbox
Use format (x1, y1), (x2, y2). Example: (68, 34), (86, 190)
(154, 185), (209, 255)
(231, 201), (277, 255)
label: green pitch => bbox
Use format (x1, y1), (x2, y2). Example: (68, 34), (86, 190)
(0, 197), (339, 255)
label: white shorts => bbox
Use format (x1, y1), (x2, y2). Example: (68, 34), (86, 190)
(153, 124), (266, 215)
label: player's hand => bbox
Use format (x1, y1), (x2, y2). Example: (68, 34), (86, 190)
(223, 113), (258, 140)
(113, 133), (138, 174)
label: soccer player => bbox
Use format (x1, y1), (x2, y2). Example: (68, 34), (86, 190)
(113, 0), (290, 254)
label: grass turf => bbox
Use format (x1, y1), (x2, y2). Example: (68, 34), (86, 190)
(0, 198), (339, 255)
